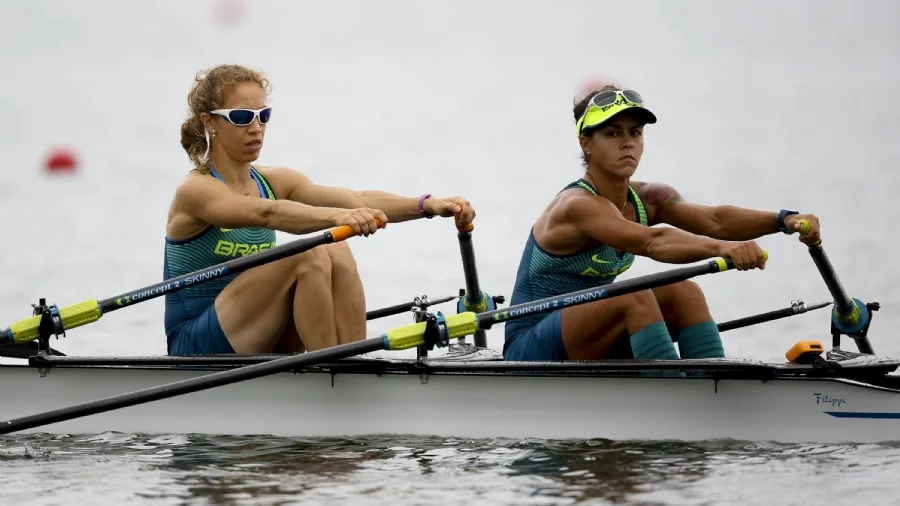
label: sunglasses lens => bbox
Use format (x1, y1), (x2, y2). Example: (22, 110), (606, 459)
(228, 110), (255, 125)
(590, 91), (618, 108)
(622, 90), (643, 104)
(259, 107), (272, 124)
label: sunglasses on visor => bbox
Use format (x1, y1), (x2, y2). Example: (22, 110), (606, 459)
(576, 90), (646, 135)
(209, 106), (272, 126)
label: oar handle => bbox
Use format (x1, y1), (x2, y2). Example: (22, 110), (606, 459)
(455, 216), (474, 233)
(331, 219), (385, 241)
(796, 219), (821, 245)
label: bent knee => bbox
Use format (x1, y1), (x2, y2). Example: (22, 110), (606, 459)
(656, 280), (707, 307)
(326, 242), (359, 276)
(675, 280), (706, 301)
(293, 247), (332, 277)
(621, 290), (662, 316)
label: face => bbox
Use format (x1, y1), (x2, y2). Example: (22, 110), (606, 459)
(579, 112), (645, 179)
(201, 82), (268, 164)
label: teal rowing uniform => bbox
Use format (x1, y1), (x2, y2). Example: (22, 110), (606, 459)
(504, 178), (648, 361)
(164, 166), (277, 355)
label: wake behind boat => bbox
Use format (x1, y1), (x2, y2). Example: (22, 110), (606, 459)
(1, 221), (897, 444)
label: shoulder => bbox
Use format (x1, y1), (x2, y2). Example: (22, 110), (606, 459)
(555, 187), (618, 222)
(632, 181), (683, 207)
(253, 165), (313, 199)
(173, 170), (219, 200)
(254, 165), (311, 183)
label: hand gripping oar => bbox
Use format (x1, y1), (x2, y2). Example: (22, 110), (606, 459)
(2, 222), (383, 346)
(0, 252), (762, 435)
(796, 220), (877, 353)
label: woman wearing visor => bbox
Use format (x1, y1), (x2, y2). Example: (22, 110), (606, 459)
(503, 85), (821, 362)
(164, 64), (476, 356)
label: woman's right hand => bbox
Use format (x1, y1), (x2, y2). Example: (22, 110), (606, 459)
(331, 207), (389, 236)
(716, 241), (767, 271)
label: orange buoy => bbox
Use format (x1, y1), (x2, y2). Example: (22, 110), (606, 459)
(44, 147), (79, 173)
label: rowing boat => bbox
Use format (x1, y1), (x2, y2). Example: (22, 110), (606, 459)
(1, 220), (897, 443)
(1, 340), (900, 443)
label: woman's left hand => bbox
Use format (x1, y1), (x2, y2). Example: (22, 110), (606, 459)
(425, 196), (476, 226)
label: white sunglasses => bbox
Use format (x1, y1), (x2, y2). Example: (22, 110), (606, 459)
(209, 106), (272, 126)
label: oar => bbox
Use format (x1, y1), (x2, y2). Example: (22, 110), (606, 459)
(365, 292), (461, 321)
(454, 219), (496, 347)
(0, 292), (458, 359)
(796, 220), (874, 353)
(0, 252), (761, 435)
(2, 222), (383, 345)
(717, 300), (831, 333)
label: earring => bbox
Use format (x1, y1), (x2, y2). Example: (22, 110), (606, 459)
(211, 130), (217, 138)
(201, 128), (212, 163)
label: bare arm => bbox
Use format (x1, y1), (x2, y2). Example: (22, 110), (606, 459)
(564, 193), (727, 264)
(638, 182), (780, 240)
(262, 166), (452, 223)
(173, 175), (341, 235)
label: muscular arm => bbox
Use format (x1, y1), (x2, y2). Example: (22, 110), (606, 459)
(637, 182), (780, 240)
(564, 194), (726, 264)
(263, 166), (426, 223)
(172, 175), (339, 236)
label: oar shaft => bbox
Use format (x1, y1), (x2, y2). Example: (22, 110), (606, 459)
(365, 294), (459, 321)
(717, 301), (830, 333)
(100, 226), (356, 314)
(476, 257), (739, 331)
(456, 223), (487, 347)
(0, 338), (385, 435)
(4, 224), (374, 344)
(796, 220), (873, 353)
(382, 255), (756, 351)
(806, 245), (854, 316)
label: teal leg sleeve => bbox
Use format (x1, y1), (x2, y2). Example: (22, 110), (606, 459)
(629, 321), (683, 377)
(676, 321), (725, 359)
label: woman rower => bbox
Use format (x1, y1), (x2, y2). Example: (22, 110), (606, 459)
(504, 85), (821, 362)
(165, 64), (475, 356)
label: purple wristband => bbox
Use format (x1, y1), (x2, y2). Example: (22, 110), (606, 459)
(418, 194), (434, 218)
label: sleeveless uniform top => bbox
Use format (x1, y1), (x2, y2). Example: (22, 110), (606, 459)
(163, 166), (277, 339)
(504, 178), (649, 337)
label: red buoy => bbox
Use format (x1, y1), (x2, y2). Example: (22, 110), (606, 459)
(215, 0), (246, 25)
(44, 147), (79, 173)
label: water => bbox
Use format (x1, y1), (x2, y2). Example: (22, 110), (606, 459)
(4, 434), (900, 506)
(1, 0), (900, 503)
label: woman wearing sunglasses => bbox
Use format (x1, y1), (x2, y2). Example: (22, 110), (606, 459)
(503, 85), (821, 364)
(165, 64), (475, 356)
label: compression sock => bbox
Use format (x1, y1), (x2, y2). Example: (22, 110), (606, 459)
(676, 321), (725, 359)
(629, 321), (684, 377)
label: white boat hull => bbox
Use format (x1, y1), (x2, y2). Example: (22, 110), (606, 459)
(2, 361), (900, 443)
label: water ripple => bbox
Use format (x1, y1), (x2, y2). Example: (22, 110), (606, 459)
(2, 434), (900, 505)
